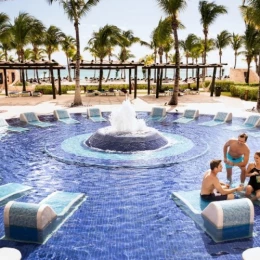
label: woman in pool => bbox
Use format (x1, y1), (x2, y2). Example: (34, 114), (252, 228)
(245, 151), (260, 201)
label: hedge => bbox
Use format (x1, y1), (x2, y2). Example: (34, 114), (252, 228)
(34, 80), (237, 95)
(230, 85), (259, 101)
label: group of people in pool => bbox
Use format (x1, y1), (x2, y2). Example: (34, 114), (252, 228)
(200, 133), (260, 202)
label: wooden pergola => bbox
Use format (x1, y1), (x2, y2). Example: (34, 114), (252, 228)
(142, 63), (228, 98)
(70, 60), (145, 98)
(0, 60), (66, 99)
(70, 61), (227, 99)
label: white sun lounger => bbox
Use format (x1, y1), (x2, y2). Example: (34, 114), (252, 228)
(53, 109), (80, 124)
(223, 114), (260, 131)
(147, 107), (167, 122)
(0, 118), (29, 132)
(20, 112), (53, 128)
(173, 109), (199, 124)
(87, 108), (107, 122)
(199, 112), (232, 127)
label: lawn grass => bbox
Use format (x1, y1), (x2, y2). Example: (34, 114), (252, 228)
(221, 92), (232, 97)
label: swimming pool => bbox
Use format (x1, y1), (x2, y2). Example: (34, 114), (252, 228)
(0, 112), (259, 259)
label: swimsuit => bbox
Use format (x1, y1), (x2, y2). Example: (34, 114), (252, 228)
(248, 165), (260, 191)
(225, 152), (244, 169)
(200, 193), (228, 201)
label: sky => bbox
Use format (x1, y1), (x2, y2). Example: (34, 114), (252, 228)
(1, 0), (247, 73)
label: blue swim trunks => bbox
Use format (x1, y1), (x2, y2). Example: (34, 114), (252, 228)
(225, 153), (244, 169)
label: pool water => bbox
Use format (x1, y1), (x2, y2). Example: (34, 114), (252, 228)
(0, 112), (260, 260)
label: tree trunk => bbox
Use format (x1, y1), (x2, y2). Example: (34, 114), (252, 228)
(234, 53), (237, 69)
(67, 56), (72, 82)
(186, 56), (188, 79)
(106, 69), (111, 82)
(257, 51), (260, 110)
(73, 20), (83, 106)
(168, 16), (180, 105)
(219, 51), (222, 79)
(36, 69), (40, 83)
(246, 61), (250, 84)
(98, 68), (103, 91)
(154, 50), (157, 83)
(202, 27), (208, 82)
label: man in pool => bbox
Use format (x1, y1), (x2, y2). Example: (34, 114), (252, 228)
(223, 133), (250, 184)
(200, 159), (244, 201)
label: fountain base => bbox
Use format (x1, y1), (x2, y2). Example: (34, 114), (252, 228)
(85, 127), (168, 152)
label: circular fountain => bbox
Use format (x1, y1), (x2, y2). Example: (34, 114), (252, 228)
(85, 100), (168, 152)
(45, 99), (209, 168)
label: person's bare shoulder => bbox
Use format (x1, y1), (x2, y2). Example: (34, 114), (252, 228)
(203, 169), (210, 177)
(225, 138), (235, 145)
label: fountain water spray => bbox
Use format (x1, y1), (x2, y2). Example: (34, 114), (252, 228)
(109, 99), (147, 133)
(85, 99), (168, 152)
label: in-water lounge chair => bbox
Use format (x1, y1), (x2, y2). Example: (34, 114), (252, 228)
(172, 190), (254, 242)
(0, 183), (32, 206)
(53, 109), (80, 124)
(4, 191), (86, 244)
(147, 107), (167, 122)
(87, 108), (107, 122)
(173, 109), (199, 124)
(0, 118), (29, 132)
(20, 112), (53, 128)
(199, 112), (232, 127)
(223, 114), (260, 131)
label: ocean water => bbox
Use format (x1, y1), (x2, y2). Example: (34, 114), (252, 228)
(27, 67), (217, 81)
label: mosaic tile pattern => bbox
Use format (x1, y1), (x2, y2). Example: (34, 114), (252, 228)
(0, 113), (259, 259)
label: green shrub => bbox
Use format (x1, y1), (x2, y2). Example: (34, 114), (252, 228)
(35, 85), (68, 94)
(230, 85), (259, 101)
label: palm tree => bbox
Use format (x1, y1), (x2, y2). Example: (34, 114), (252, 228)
(87, 24), (123, 90)
(148, 18), (172, 88)
(30, 23), (46, 82)
(242, 24), (260, 84)
(180, 33), (200, 79)
(118, 29), (146, 81)
(0, 42), (12, 61)
(198, 1), (227, 82)
(61, 35), (76, 81)
(215, 30), (231, 78)
(163, 37), (174, 78)
(84, 42), (98, 79)
(157, 0), (187, 105)
(43, 25), (65, 60)
(239, 0), (260, 109)
(0, 12), (10, 42)
(46, 0), (101, 106)
(9, 12), (44, 90)
(230, 33), (243, 69)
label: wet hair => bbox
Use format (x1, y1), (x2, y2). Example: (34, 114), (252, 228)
(239, 133), (248, 142)
(255, 151), (260, 157)
(210, 159), (222, 170)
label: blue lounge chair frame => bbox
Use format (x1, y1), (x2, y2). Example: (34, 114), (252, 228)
(87, 108), (107, 122)
(147, 107), (167, 122)
(0, 118), (29, 132)
(173, 109), (199, 124)
(199, 112), (232, 127)
(20, 112), (53, 128)
(53, 109), (80, 124)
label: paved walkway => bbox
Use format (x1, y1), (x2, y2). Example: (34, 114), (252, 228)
(0, 92), (257, 119)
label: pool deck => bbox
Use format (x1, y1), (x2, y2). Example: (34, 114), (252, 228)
(0, 92), (258, 119)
